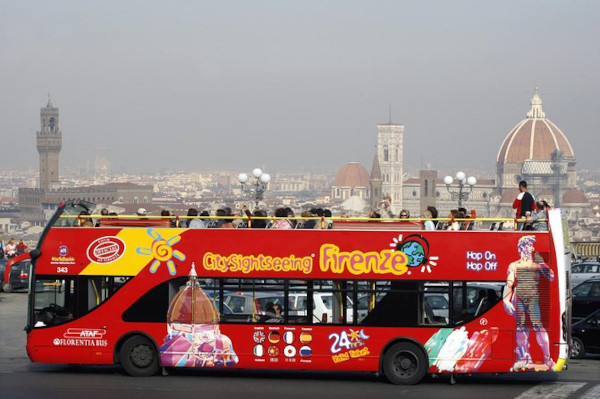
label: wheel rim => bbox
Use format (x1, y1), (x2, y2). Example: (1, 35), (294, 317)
(392, 351), (419, 377)
(130, 344), (153, 368)
(572, 341), (581, 358)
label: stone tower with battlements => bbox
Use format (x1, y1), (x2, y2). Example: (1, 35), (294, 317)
(36, 98), (62, 191)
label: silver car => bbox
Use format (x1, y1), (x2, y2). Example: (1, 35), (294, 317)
(571, 262), (600, 287)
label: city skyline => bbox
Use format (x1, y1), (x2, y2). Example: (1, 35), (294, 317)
(1, 1), (599, 174)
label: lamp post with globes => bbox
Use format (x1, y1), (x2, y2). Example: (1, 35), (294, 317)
(443, 171), (477, 208)
(237, 168), (271, 209)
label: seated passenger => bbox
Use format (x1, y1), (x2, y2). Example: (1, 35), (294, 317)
(250, 209), (268, 228)
(422, 210), (435, 231)
(301, 210), (317, 229)
(79, 211), (94, 227)
(267, 304), (284, 323)
(271, 207), (293, 229)
(95, 208), (109, 227)
(187, 208), (206, 229)
(447, 210), (460, 231)
(368, 210), (381, 219)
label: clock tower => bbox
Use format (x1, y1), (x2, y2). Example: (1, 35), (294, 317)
(37, 97), (62, 191)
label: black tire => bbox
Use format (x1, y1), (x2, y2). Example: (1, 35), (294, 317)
(120, 335), (159, 377)
(2, 282), (12, 293)
(571, 337), (586, 359)
(382, 342), (428, 385)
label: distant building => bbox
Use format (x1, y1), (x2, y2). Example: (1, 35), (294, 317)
(495, 89), (589, 218)
(331, 89), (590, 222)
(18, 99), (153, 220)
(371, 123), (404, 214)
(331, 162), (370, 201)
(36, 98), (62, 191)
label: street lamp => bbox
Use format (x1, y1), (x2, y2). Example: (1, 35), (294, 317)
(444, 171), (477, 208)
(237, 168), (271, 209)
(483, 192), (499, 217)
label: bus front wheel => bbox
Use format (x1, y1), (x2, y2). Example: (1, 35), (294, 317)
(120, 335), (159, 377)
(382, 342), (427, 385)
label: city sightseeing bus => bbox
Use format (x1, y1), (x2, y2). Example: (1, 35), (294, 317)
(13, 201), (571, 384)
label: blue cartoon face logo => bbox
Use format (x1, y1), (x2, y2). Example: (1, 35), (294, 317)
(389, 234), (439, 273)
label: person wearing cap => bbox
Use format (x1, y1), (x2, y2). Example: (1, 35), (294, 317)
(137, 208), (147, 218)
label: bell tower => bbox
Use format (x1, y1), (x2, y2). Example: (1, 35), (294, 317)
(37, 97), (62, 191)
(375, 122), (404, 214)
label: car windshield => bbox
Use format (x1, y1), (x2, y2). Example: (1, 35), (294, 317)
(573, 282), (592, 297)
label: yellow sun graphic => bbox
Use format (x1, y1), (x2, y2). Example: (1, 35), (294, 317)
(136, 229), (186, 275)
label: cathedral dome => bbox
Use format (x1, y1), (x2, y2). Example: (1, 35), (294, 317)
(496, 90), (575, 164)
(333, 162), (370, 187)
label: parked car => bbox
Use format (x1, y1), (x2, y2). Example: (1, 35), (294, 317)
(572, 279), (600, 322)
(571, 309), (600, 359)
(571, 261), (600, 287)
(0, 258), (31, 292)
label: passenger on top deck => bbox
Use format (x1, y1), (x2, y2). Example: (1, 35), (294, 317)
(79, 211), (94, 227)
(187, 208), (206, 229)
(271, 207), (293, 229)
(447, 210), (460, 231)
(528, 200), (550, 231)
(422, 210), (435, 231)
(427, 206), (439, 228)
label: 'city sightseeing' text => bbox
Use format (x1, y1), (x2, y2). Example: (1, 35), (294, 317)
(203, 253), (313, 274)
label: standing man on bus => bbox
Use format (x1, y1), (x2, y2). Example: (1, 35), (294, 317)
(513, 181), (535, 230)
(503, 235), (555, 371)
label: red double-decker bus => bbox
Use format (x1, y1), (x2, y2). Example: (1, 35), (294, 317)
(14, 201), (571, 384)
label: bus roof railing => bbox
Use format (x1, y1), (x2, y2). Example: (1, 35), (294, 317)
(57, 214), (546, 231)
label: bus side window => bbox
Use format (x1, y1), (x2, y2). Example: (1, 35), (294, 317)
(421, 282), (449, 326)
(452, 282), (503, 325)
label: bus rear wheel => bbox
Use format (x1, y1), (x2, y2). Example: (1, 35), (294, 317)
(120, 336), (159, 377)
(383, 342), (427, 385)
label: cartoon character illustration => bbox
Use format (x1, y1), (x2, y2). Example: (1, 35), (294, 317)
(160, 263), (238, 368)
(503, 235), (555, 371)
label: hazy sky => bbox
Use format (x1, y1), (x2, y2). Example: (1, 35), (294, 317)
(1, 1), (599, 176)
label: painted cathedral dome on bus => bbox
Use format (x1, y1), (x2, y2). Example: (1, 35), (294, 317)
(496, 90), (575, 165)
(166, 267), (219, 325)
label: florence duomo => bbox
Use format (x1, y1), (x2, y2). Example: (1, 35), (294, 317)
(331, 89), (592, 231)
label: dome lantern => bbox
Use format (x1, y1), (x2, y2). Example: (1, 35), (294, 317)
(526, 87), (545, 119)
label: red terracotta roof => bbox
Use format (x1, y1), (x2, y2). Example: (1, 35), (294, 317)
(497, 118), (574, 164)
(562, 188), (588, 204)
(333, 162), (370, 187)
